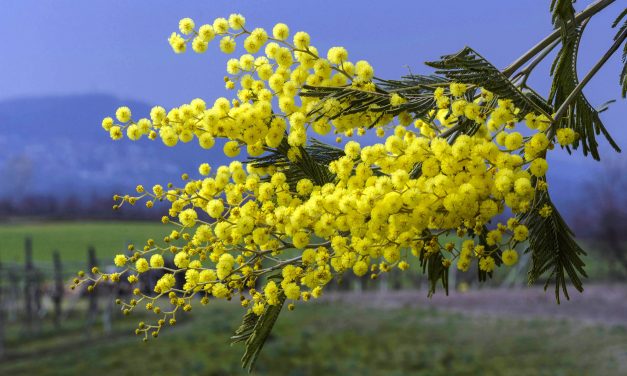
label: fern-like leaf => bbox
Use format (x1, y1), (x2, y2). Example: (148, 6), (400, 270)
(237, 295), (286, 373)
(418, 249), (449, 297)
(301, 84), (393, 119)
(425, 47), (551, 117)
(247, 138), (340, 188)
(232, 274), (286, 373)
(301, 77), (441, 123)
(550, 0), (577, 40)
(231, 310), (260, 344)
(612, 7), (627, 97)
(519, 191), (587, 303)
(549, 22), (621, 160)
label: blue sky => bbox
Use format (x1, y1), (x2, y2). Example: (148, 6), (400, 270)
(0, 0), (625, 206)
(2, 0), (624, 107)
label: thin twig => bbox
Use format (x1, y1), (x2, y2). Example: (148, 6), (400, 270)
(512, 39), (561, 87)
(439, 123), (463, 138)
(502, 0), (616, 77)
(550, 26), (627, 132)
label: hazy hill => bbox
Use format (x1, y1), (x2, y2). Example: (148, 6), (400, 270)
(0, 94), (225, 200)
(0, 93), (623, 220)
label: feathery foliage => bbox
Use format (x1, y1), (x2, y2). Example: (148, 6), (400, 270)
(247, 138), (340, 188)
(425, 47), (552, 117)
(519, 191), (587, 303)
(419, 248), (449, 297)
(549, 22), (620, 159)
(301, 75), (445, 124)
(613, 7), (627, 97)
(366, 49), (547, 140)
(550, 0), (577, 40)
(232, 279), (286, 373)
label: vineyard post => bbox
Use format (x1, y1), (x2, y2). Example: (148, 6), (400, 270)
(0, 259), (5, 360)
(102, 288), (113, 336)
(391, 269), (402, 291)
(360, 275), (368, 292)
(449, 267), (457, 292)
(33, 268), (43, 333)
(411, 272), (422, 291)
(52, 251), (64, 329)
(7, 269), (18, 322)
(23, 236), (33, 335)
(86, 246), (98, 337)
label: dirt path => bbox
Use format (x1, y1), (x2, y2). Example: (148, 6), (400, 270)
(324, 284), (627, 326)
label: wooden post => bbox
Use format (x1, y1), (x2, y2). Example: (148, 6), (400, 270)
(86, 246), (98, 336)
(24, 236), (33, 335)
(7, 269), (18, 322)
(412, 272), (422, 291)
(0, 259), (5, 359)
(379, 273), (388, 293)
(390, 269), (402, 291)
(450, 266), (458, 291)
(33, 268), (43, 334)
(102, 289), (113, 336)
(342, 274), (351, 291)
(52, 251), (64, 328)
(360, 275), (368, 292)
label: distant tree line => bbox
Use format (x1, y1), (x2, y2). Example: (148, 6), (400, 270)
(573, 162), (627, 279)
(0, 193), (161, 221)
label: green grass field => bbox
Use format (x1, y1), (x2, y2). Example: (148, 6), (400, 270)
(0, 221), (625, 375)
(1, 301), (625, 376)
(0, 221), (171, 263)
(0, 221), (620, 283)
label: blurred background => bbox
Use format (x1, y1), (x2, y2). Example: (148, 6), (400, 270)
(0, 0), (625, 375)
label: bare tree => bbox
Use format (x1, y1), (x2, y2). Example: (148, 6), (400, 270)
(576, 161), (627, 278)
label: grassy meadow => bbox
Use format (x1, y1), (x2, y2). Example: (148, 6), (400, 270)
(1, 300), (626, 376)
(0, 221), (171, 263)
(0, 221), (619, 282)
(0, 221), (625, 375)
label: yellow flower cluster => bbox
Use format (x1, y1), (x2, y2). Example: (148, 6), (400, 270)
(83, 14), (562, 341)
(101, 13), (377, 158)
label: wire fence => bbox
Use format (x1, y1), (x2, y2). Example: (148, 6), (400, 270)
(0, 235), (531, 360)
(0, 237), (137, 360)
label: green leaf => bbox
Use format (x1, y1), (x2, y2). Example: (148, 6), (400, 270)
(246, 137), (340, 188)
(550, 0), (576, 39)
(425, 47), (551, 117)
(230, 310), (259, 344)
(375, 74), (450, 118)
(301, 84), (391, 119)
(549, 22), (621, 160)
(301, 79), (440, 125)
(612, 7), (627, 97)
(523, 87), (555, 115)
(418, 249), (449, 297)
(232, 276), (286, 373)
(519, 190), (587, 304)
(378, 73), (450, 87)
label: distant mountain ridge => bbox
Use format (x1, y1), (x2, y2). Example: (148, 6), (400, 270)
(0, 94), (223, 200)
(0, 93), (623, 221)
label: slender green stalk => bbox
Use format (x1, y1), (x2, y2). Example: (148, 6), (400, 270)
(551, 26), (627, 131)
(512, 39), (561, 87)
(439, 123), (463, 139)
(503, 0), (616, 77)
